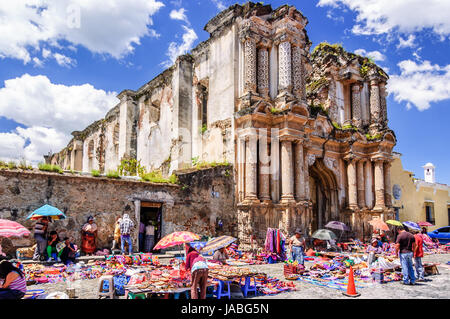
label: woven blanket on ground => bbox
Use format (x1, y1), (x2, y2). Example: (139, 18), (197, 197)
(297, 276), (368, 291)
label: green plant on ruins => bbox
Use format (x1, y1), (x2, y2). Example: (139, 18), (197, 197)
(140, 170), (179, 184)
(106, 170), (120, 179)
(365, 133), (383, 141)
(91, 169), (101, 177)
(118, 156), (145, 176)
(200, 124), (208, 135)
(38, 163), (63, 174)
(269, 107), (282, 115)
(8, 161), (17, 170)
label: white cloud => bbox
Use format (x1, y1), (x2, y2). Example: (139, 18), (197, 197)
(0, 0), (164, 64)
(163, 26), (198, 67)
(318, 0), (450, 38)
(0, 127), (68, 164)
(53, 53), (76, 68)
(388, 60), (450, 111)
(397, 34), (416, 49)
(170, 8), (189, 24)
(211, 0), (227, 11)
(354, 48), (386, 61)
(0, 74), (119, 162)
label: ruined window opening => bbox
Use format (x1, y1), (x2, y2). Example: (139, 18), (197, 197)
(88, 140), (94, 171)
(113, 123), (120, 155)
(425, 204), (435, 224)
(197, 84), (208, 130)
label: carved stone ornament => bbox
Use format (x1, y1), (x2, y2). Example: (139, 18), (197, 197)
(307, 154), (316, 167)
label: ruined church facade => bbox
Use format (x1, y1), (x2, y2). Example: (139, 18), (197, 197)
(48, 3), (396, 245)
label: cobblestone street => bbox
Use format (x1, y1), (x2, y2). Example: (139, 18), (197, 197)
(27, 254), (450, 299)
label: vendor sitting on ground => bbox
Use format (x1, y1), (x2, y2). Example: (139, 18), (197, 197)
(366, 238), (383, 254)
(211, 247), (228, 265)
(46, 231), (62, 262)
(313, 239), (326, 251)
(0, 260), (27, 299)
(185, 244), (209, 299)
(60, 237), (77, 265)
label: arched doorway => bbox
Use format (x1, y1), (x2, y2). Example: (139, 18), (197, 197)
(309, 159), (339, 232)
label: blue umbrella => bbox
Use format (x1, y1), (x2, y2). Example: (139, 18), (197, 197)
(403, 221), (420, 231)
(26, 204), (66, 220)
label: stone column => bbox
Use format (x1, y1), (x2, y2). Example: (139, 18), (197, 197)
(346, 159), (358, 210)
(257, 47), (270, 98)
(244, 38), (257, 94)
(373, 159), (385, 211)
(352, 83), (362, 128)
(384, 162), (392, 207)
(357, 159), (366, 209)
(237, 135), (246, 202)
(280, 140), (295, 203)
(294, 141), (305, 201)
(278, 41), (292, 95)
(270, 129), (280, 202)
(379, 82), (388, 125)
(258, 129), (271, 202)
(304, 154), (310, 200)
(245, 135), (258, 202)
(369, 79), (381, 123)
(292, 45), (305, 100)
(364, 160), (373, 209)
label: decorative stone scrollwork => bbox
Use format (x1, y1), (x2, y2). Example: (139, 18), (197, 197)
(278, 41), (292, 93)
(257, 48), (269, 96)
(351, 84), (362, 128)
(370, 80), (381, 123)
(244, 39), (257, 93)
(292, 45), (305, 99)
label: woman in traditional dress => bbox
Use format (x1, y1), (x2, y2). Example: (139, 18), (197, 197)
(81, 216), (97, 256)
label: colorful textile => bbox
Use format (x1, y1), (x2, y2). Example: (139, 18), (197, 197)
(81, 232), (96, 254)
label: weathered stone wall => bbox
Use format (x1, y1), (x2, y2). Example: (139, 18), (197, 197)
(0, 166), (235, 254)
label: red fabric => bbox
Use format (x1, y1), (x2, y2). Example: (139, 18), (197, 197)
(414, 234), (424, 258)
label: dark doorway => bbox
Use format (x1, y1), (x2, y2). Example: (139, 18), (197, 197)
(140, 202), (162, 253)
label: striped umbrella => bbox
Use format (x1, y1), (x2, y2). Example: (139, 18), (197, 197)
(0, 219), (31, 238)
(200, 236), (237, 253)
(368, 218), (389, 231)
(26, 204), (66, 220)
(153, 231), (200, 250)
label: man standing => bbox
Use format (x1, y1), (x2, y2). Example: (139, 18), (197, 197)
(288, 228), (306, 265)
(119, 214), (134, 255)
(138, 221), (145, 252)
(395, 226), (416, 285)
(32, 217), (49, 261)
(413, 229), (425, 282)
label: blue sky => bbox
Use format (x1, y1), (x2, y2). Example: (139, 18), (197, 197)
(0, 0), (449, 184)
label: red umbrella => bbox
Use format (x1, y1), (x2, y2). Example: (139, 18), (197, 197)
(0, 219), (31, 238)
(418, 221), (433, 227)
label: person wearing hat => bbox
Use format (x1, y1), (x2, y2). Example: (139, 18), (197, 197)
(288, 228), (306, 265)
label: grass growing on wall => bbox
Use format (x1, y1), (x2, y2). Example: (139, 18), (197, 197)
(91, 169), (101, 177)
(140, 170), (179, 184)
(106, 170), (120, 179)
(38, 163), (63, 174)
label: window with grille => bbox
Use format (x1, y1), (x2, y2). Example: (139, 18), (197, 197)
(425, 204), (435, 224)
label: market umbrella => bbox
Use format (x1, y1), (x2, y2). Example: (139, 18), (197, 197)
(0, 219), (31, 238)
(26, 204), (66, 220)
(325, 221), (350, 231)
(153, 231), (200, 250)
(368, 218), (389, 231)
(403, 221), (420, 231)
(200, 235), (237, 253)
(311, 229), (337, 241)
(418, 221), (434, 227)
(386, 220), (403, 227)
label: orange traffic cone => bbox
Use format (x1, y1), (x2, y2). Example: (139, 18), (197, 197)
(342, 266), (360, 297)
